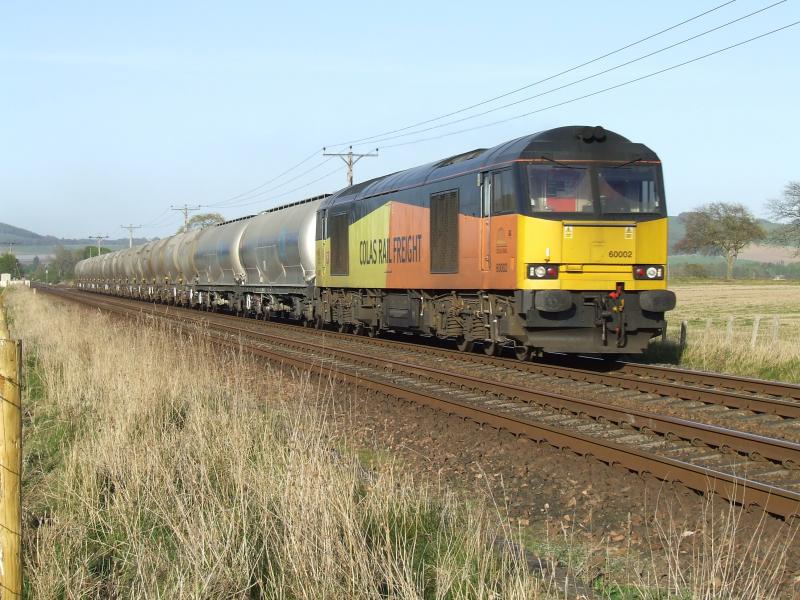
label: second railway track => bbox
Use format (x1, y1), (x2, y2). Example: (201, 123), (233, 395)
(40, 285), (800, 519)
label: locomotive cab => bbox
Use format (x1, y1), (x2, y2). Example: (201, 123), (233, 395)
(509, 128), (676, 353)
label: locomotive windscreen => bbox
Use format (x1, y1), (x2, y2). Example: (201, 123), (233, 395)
(526, 164), (664, 218)
(597, 166), (661, 214)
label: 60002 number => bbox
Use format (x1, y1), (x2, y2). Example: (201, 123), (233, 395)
(608, 250), (632, 258)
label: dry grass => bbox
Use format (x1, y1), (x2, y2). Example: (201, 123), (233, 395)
(598, 492), (795, 600)
(11, 290), (539, 599)
(644, 283), (800, 382)
(7, 287), (797, 598)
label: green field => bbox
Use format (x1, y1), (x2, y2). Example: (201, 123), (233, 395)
(645, 281), (800, 382)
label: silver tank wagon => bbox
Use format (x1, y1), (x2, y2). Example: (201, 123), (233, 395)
(176, 229), (201, 284)
(193, 219), (250, 286)
(238, 198), (324, 288)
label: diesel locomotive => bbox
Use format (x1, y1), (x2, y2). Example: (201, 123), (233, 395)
(75, 125), (676, 357)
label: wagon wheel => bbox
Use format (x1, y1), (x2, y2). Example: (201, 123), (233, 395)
(353, 323), (365, 336)
(455, 336), (474, 353)
(338, 322), (350, 333)
(366, 326), (379, 338)
(514, 345), (532, 361)
(483, 341), (500, 356)
(314, 316), (324, 329)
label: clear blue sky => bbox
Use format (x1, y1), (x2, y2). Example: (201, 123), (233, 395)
(2, 0), (798, 239)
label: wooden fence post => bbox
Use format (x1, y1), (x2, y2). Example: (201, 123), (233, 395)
(0, 298), (22, 598)
(726, 316), (735, 345)
(750, 315), (762, 348)
(679, 320), (688, 353)
(772, 316), (780, 344)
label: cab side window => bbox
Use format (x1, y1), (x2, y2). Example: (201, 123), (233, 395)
(492, 170), (516, 214)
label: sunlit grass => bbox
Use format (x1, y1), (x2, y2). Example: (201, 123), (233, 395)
(8, 287), (797, 598)
(642, 283), (800, 382)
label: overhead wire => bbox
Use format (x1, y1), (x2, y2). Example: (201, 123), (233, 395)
(211, 0), (742, 210)
(352, 0), (786, 148)
(221, 163), (347, 210)
(378, 20), (800, 150)
(204, 156), (338, 208)
(207, 147), (323, 208)
(329, 0), (741, 147)
(144, 1), (789, 219)
(140, 207), (171, 228)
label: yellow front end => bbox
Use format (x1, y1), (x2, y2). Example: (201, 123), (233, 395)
(516, 216), (669, 290)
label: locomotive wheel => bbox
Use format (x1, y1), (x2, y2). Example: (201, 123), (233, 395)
(483, 341), (500, 356)
(366, 326), (379, 338)
(514, 345), (532, 361)
(455, 337), (474, 353)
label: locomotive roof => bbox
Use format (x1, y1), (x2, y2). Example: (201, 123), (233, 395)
(321, 125), (660, 208)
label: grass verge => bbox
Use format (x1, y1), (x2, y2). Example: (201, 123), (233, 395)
(640, 283), (800, 382)
(8, 288), (797, 598)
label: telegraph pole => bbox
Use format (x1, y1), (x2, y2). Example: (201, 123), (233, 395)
(322, 146), (379, 187)
(5, 241), (14, 255)
(89, 235), (108, 258)
(171, 204), (202, 233)
(120, 224), (142, 248)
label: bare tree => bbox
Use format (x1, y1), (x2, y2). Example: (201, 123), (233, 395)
(673, 202), (764, 280)
(768, 181), (800, 252)
(177, 212), (225, 234)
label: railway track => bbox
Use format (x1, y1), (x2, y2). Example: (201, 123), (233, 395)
(37, 285), (800, 519)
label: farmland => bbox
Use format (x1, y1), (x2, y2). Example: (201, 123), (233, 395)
(647, 282), (800, 382)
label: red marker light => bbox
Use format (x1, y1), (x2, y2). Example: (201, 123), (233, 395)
(546, 266), (557, 277)
(634, 267), (646, 277)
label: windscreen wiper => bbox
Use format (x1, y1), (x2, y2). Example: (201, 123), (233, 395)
(613, 157), (643, 169)
(539, 155), (581, 169)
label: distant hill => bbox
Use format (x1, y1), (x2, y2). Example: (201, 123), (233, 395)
(0, 222), (145, 262)
(0, 222), (52, 244)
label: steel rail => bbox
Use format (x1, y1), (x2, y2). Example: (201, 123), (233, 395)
(615, 361), (800, 401)
(40, 286), (800, 519)
(163, 313), (800, 468)
(44, 287), (800, 417)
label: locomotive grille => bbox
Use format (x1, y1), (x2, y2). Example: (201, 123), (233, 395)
(329, 212), (350, 276)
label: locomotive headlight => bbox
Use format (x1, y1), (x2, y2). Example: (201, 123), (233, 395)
(633, 265), (664, 280)
(528, 264), (559, 279)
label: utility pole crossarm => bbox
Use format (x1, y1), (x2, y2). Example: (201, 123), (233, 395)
(170, 204), (202, 233)
(120, 224), (142, 249)
(88, 235), (109, 258)
(322, 146), (379, 187)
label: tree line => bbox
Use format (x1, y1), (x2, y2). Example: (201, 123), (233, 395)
(1, 212), (226, 283)
(4, 191), (799, 284)
(673, 181), (799, 280)
(0, 245), (113, 283)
